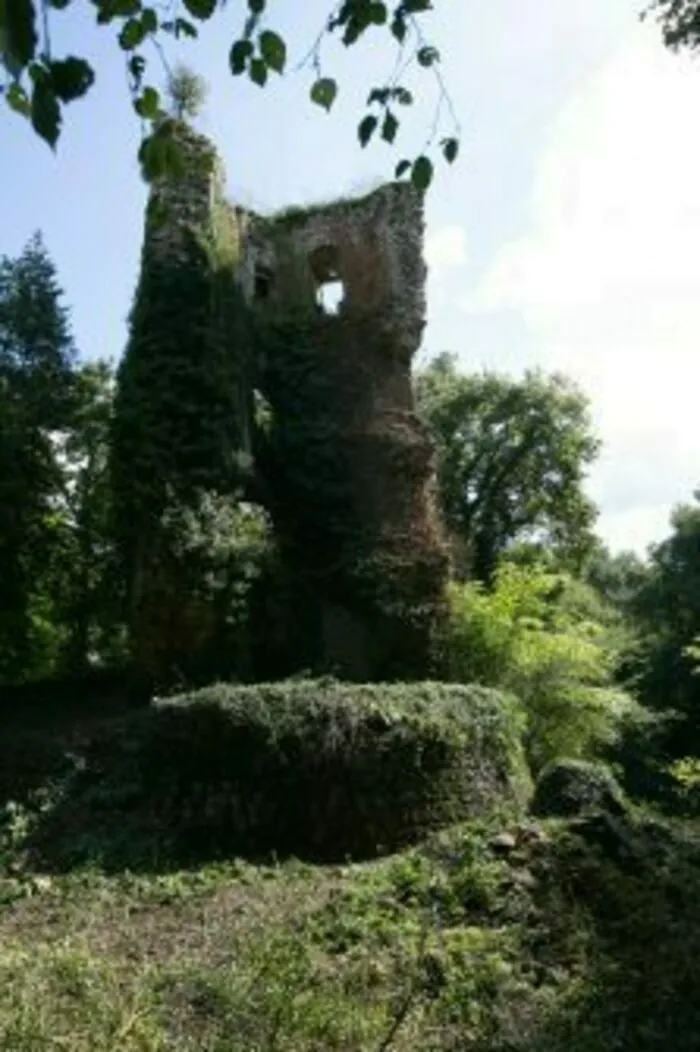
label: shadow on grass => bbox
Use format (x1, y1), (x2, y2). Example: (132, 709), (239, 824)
(513, 812), (700, 1052)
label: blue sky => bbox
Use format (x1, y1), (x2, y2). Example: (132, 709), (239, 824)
(3, 0), (698, 554)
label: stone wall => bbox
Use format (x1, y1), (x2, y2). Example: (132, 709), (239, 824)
(117, 127), (448, 684)
(241, 184), (448, 679)
(112, 123), (253, 686)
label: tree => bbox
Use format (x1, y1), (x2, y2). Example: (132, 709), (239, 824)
(644, 0), (700, 49)
(415, 353), (600, 585)
(166, 63), (208, 121)
(584, 541), (651, 612)
(0, 233), (76, 682)
(446, 563), (640, 773)
(0, 0), (459, 191)
(628, 494), (700, 751)
(50, 360), (126, 673)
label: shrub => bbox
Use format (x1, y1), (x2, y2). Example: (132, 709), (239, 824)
(445, 564), (642, 773)
(531, 758), (628, 818)
(30, 680), (530, 867)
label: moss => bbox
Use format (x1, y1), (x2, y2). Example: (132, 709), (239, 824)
(266, 181), (387, 231)
(531, 758), (628, 818)
(111, 124), (254, 686)
(25, 680), (529, 869)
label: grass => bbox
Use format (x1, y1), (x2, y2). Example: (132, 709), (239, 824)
(3, 802), (700, 1050)
(2, 698), (700, 1050)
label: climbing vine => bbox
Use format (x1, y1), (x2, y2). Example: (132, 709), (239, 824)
(110, 120), (255, 682)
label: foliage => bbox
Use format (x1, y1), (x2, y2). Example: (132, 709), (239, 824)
(3, 781), (700, 1051)
(158, 491), (273, 682)
(415, 353), (600, 584)
(445, 563), (642, 773)
(0, 0), (459, 190)
(255, 301), (447, 682)
(530, 758), (628, 818)
(111, 123), (257, 684)
(626, 493), (700, 755)
(584, 541), (650, 612)
(165, 62), (208, 120)
(0, 233), (77, 683)
(644, 0), (700, 49)
(49, 360), (127, 672)
(19, 679), (528, 869)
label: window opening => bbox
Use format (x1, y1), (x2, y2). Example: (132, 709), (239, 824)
(316, 279), (345, 315)
(309, 244), (345, 315)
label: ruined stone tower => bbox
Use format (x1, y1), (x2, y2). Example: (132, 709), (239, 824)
(113, 123), (448, 684)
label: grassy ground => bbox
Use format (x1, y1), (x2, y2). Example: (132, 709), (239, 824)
(2, 705), (700, 1050)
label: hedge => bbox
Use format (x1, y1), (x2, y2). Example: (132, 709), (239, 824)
(33, 679), (529, 866)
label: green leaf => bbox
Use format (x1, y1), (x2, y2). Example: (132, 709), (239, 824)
(96, 0), (141, 16)
(2, 0), (37, 69)
(48, 56), (95, 102)
(5, 82), (31, 117)
(31, 78), (61, 149)
(381, 110), (398, 143)
(417, 45), (440, 67)
(402, 0), (432, 12)
(393, 86), (413, 105)
(368, 2), (387, 24)
(411, 155), (433, 191)
(128, 53), (146, 84)
(249, 57), (267, 87)
(395, 158), (411, 178)
(229, 38), (253, 75)
(259, 29), (286, 73)
(175, 16), (197, 38)
(138, 128), (185, 182)
(390, 13), (407, 43)
(367, 87), (389, 106)
(310, 77), (337, 112)
(141, 6), (157, 33)
(358, 113), (378, 147)
(248, 0), (265, 11)
(442, 136), (459, 163)
(182, 0), (217, 20)
(134, 85), (160, 119)
(119, 17), (146, 50)
(342, 19), (364, 46)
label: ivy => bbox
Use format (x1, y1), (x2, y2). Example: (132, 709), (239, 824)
(1, 0), (461, 190)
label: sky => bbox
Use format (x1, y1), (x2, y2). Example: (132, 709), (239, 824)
(2, 0), (700, 556)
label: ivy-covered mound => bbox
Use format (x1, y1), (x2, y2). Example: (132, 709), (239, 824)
(28, 681), (529, 868)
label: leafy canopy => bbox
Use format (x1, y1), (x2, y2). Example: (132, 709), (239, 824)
(415, 353), (600, 584)
(0, 0), (459, 191)
(446, 563), (641, 773)
(165, 63), (208, 121)
(643, 0), (700, 49)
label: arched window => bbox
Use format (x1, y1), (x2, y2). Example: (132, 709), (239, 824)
(308, 244), (345, 315)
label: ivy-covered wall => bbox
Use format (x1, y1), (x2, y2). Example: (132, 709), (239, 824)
(114, 126), (448, 685)
(250, 185), (449, 680)
(111, 121), (255, 686)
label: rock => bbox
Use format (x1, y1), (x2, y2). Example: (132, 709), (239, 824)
(490, 831), (517, 854)
(530, 759), (628, 819)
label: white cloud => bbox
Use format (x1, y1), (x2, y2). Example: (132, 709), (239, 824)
(467, 23), (700, 554)
(426, 224), (467, 272)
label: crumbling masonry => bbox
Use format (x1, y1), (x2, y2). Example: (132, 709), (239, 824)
(113, 124), (448, 683)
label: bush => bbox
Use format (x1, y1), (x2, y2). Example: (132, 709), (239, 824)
(445, 564), (642, 773)
(30, 680), (530, 867)
(531, 758), (628, 818)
